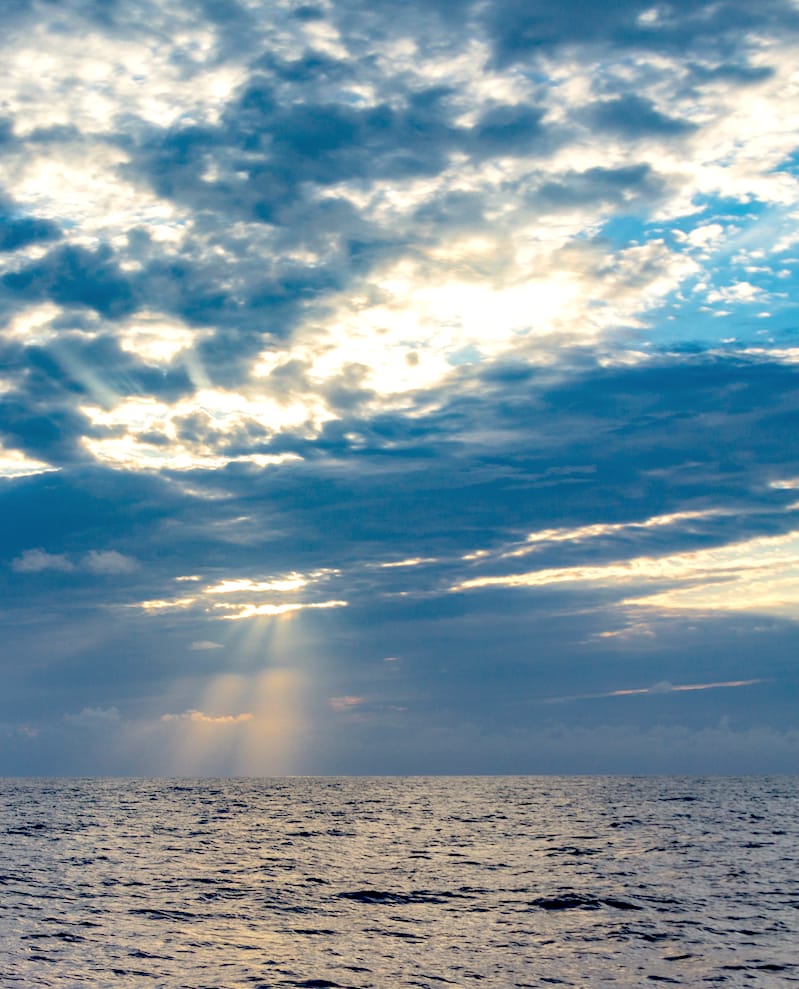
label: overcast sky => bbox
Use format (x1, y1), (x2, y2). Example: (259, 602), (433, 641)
(1, 0), (798, 775)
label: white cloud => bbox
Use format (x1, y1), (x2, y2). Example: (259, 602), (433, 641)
(190, 640), (224, 651)
(497, 509), (724, 560)
(2, 304), (64, 345)
(80, 391), (319, 471)
(0, 446), (59, 480)
(116, 312), (208, 365)
(136, 595), (199, 614)
(377, 557), (438, 569)
(684, 223), (725, 248)
(203, 575), (309, 594)
(214, 599), (348, 621)
(133, 568), (341, 618)
(706, 281), (762, 304)
(453, 529), (799, 619)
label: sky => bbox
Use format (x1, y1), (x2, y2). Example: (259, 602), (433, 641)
(1, 0), (799, 775)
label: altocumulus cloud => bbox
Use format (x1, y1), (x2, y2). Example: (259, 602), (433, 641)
(11, 549), (138, 574)
(160, 710), (254, 726)
(0, 0), (798, 773)
(12, 549), (75, 573)
(64, 706), (121, 726)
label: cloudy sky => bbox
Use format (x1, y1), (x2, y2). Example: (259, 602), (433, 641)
(2, 0), (799, 775)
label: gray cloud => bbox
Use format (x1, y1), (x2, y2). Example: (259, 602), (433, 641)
(585, 95), (697, 138)
(12, 548), (75, 573)
(2, 245), (136, 318)
(482, 0), (799, 66)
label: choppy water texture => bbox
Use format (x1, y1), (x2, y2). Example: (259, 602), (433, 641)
(1, 777), (798, 988)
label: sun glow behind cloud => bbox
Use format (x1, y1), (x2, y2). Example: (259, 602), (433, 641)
(0, 445), (58, 479)
(123, 496), (799, 634)
(80, 388), (322, 470)
(214, 600), (348, 620)
(453, 529), (799, 619)
(133, 567), (346, 623)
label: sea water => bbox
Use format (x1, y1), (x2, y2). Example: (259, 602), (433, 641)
(0, 776), (797, 987)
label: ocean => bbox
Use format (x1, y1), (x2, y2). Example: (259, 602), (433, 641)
(1, 776), (797, 987)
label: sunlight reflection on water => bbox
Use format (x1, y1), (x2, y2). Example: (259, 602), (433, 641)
(1, 776), (797, 987)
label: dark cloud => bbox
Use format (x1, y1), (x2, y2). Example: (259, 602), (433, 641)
(469, 103), (548, 156)
(134, 86), (463, 237)
(48, 349), (793, 573)
(2, 347), (798, 770)
(258, 48), (358, 86)
(0, 394), (87, 463)
(687, 61), (775, 86)
(482, 0), (799, 66)
(112, 73), (553, 373)
(2, 244), (136, 318)
(0, 118), (15, 145)
(133, 79), (553, 214)
(0, 210), (60, 252)
(290, 6), (326, 23)
(585, 95), (696, 138)
(533, 164), (666, 212)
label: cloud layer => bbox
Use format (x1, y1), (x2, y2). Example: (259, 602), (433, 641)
(1, 0), (798, 773)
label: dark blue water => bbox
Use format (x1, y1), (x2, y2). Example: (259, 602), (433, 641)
(1, 777), (797, 987)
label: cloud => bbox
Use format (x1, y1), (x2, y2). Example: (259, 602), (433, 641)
(0, 209), (61, 253)
(203, 574), (310, 594)
(160, 709), (253, 724)
(377, 557), (438, 569)
(131, 566), (343, 620)
(482, 0), (799, 67)
(545, 678), (766, 703)
(1, 0), (799, 773)
(137, 596), (199, 614)
(0, 444), (59, 479)
(586, 94), (696, 138)
(64, 705), (121, 726)
(84, 550), (138, 574)
(474, 509), (727, 562)
(214, 599), (348, 620)
(11, 548), (137, 575)
(452, 529), (799, 620)
(11, 724), (40, 739)
(0, 0), (794, 482)
(3, 244), (137, 318)
(329, 695), (366, 710)
(12, 548), (75, 572)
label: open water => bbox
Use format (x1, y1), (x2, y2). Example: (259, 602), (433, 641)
(0, 776), (797, 988)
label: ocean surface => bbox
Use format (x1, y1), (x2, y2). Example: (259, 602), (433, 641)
(1, 776), (797, 988)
